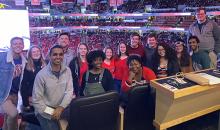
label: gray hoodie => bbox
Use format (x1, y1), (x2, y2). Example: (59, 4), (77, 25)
(32, 63), (74, 119)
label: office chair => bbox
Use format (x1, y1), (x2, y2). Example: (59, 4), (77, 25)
(123, 85), (155, 130)
(67, 91), (119, 130)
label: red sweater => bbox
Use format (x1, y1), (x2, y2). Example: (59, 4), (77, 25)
(114, 58), (128, 80)
(79, 61), (88, 85)
(127, 44), (145, 58)
(121, 67), (156, 92)
(102, 59), (115, 77)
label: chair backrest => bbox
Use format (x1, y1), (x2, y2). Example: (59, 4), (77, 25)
(124, 85), (155, 130)
(67, 91), (119, 130)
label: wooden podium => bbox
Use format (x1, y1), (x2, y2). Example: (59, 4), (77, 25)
(150, 70), (220, 130)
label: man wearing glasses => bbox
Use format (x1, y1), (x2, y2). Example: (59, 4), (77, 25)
(188, 7), (220, 68)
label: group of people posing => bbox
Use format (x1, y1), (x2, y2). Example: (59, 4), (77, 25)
(0, 7), (220, 130)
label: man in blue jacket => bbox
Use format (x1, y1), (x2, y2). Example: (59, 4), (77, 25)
(0, 37), (26, 130)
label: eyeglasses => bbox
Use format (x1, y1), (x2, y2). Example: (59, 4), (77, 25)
(196, 13), (205, 16)
(158, 49), (165, 51)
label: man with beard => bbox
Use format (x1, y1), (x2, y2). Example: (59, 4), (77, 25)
(188, 36), (211, 70)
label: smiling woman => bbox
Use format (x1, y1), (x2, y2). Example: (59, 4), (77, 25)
(121, 55), (156, 93)
(80, 50), (115, 96)
(152, 43), (180, 78)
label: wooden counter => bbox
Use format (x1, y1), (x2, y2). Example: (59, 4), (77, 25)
(150, 72), (220, 130)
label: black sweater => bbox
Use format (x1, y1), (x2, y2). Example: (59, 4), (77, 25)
(152, 60), (180, 77)
(69, 57), (80, 96)
(20, 60), (42, 107)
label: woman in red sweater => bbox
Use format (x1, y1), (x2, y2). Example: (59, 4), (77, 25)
(102, 47), (115, 77)
(69, 43), (89, 96)
(114, 42), (129, 93)
(121, 55), (156, 93)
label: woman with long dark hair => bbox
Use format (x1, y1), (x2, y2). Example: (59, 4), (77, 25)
(175, 40), (193, 73)
(152, 43), (180, 78)
(114, 42), (129, 93)
(69, 43), (89, 96)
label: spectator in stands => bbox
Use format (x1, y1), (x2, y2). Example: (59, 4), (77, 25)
(32, 45), (74, 130)
(57, 32), (74, 66)
(69, 43), (89, 97)
(80, 50), (114, 96)
(127, 32), (146, 65)
(152, 43), (180, 78)
(121, 55), (156, 93)
(102, 47), (115, 77)
(114, 43), (129, 93)
(175, 40), (193, 73)
(20, 45), (46, 129)
(188, 7), (220, 68)
(145, 33), (158, 69)
(0, 37), (26, 130)
(188, 36), (211, 70)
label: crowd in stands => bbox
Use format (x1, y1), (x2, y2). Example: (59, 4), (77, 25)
(30, 30), (187, 57)
(29, 15), (220, 30)
(1, 0), (219, 14)
(29, 17), (148, 27)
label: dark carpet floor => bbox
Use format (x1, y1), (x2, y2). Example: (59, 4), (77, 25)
(168, 111), (219, 130)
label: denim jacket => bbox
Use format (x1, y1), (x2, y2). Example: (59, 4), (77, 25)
(0, 49), (26, 104)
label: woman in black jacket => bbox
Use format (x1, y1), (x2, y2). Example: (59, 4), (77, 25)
(69, 43), (89, 96)
(20, 45), (46, 129)
(21, 45), (46, 111)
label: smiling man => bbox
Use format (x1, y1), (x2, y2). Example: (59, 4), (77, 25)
(188, 7), (220, 68)
(188, 36), (211, 71)
(57, 32), (74, 66)
(145, 33), (158, 69)
(127, 32), (146, 66)
(32, 45), (74, 130)
(0, 37), (26, 130)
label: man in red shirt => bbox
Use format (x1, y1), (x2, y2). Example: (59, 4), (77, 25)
(127, 32), (146, 66)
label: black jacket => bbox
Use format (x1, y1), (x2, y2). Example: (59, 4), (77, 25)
(69, 57), (80, 96)
(152, 60), (180, 77)
(20, 60), (42, 107)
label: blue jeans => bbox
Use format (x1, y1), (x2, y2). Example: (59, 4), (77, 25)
(36, 114), (60, 130)
(114, 79), (122, 93)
